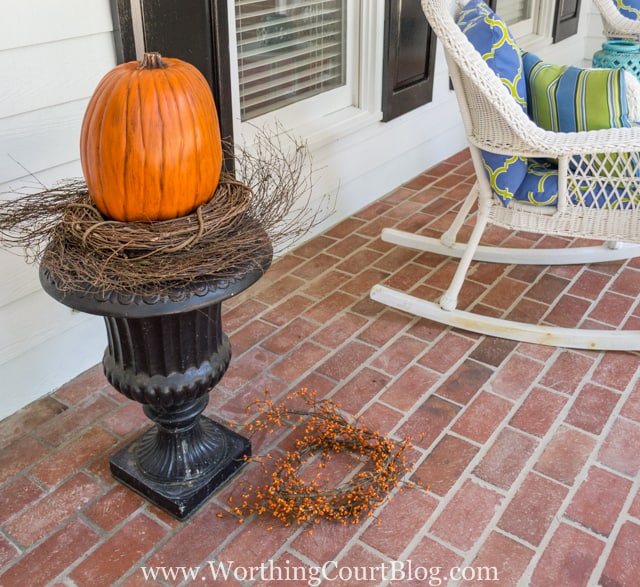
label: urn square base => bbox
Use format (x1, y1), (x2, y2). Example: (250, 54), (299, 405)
(109, 417), (251, 520)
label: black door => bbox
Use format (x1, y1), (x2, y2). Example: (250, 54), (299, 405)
(110, 0), (234, 166)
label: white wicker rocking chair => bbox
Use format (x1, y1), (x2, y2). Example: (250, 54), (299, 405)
(369, 0), (640, 350)
(593, 0), (640, 41)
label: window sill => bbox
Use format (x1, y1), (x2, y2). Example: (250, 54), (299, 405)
(518, 33), (554, 55)
(238, 106), (383, 152)
(300, 107), (383, 149)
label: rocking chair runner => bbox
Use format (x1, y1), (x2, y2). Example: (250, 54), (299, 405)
(370, 0), (640, 350)
(593, 0), (640, 41)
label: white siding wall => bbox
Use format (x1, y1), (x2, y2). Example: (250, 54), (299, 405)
(0, 0), (116, 419)
(586, 1), (608, 62)
(0, 1), (606, 422)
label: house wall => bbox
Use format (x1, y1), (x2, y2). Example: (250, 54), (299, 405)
(0, 0), (116, 419)
(0, 0), (605, 421)
(585, 1), (608, 62)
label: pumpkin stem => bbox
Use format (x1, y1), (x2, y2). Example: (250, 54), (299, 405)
(138, 52), (167, 70)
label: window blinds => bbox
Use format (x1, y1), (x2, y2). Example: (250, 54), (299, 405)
(235, 0), (346, 121)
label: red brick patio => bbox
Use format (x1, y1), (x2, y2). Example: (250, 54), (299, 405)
(1, 149), (640, 586)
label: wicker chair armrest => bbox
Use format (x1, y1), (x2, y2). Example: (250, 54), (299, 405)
(486, 124), (640, 158)
(541, 126), (640, 155)
(467, 110), (640, 157)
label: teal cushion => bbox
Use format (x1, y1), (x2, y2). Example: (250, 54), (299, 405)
(615, 0), (640, 20)
(456, 0), (528, 206)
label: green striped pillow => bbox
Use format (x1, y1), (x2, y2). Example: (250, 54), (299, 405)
(523, 52), (632, 132)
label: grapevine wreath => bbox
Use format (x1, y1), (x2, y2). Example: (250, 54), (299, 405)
(0, 129), (329, 297)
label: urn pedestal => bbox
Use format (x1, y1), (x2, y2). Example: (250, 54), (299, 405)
(40, 257), (270, 520)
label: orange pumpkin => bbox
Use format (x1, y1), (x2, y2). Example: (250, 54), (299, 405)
(80, 52), (223, 222)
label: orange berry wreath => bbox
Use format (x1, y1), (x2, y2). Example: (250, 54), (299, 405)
(227, 389), (416, 526)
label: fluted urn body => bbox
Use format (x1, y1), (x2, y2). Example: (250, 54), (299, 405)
(40, 260), (270, 520)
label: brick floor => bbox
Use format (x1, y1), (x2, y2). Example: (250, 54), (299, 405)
(2, 149), (640, 585)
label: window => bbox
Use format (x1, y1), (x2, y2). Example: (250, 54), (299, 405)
(493, 0), (582, 43)
(496, 0), (531, 26)
(495, 0), (537, 37)
(235, 0), (350, 122)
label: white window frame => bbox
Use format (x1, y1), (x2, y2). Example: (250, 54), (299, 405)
(509, 0), (558, 51)
(227, 0), (385, 148)
(504, 0), (538, 37)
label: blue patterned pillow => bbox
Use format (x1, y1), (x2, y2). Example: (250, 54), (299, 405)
(615, 0), (640, 20)
(513, 160), (558, 206)
(506, 158), (640, 209)
(456, 0), (527, 110)
(456, 0), (528, 206)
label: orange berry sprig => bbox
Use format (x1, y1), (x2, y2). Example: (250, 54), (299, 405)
(229, 389), (414, 526)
